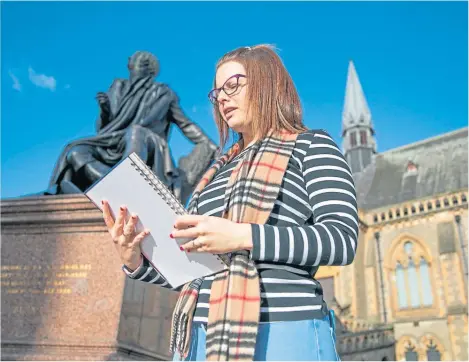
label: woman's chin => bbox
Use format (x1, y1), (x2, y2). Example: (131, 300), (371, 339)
(225, 117), (246, 133)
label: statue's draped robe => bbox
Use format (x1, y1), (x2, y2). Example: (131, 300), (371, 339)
(47, 76), (215, 201)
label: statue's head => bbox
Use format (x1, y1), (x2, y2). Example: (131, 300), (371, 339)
(128, 51), (159, 79)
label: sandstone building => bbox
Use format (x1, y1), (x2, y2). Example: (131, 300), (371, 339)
(317, 61), (468, 361)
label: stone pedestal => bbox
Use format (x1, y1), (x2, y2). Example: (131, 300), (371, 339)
(1, 195), (178, 361)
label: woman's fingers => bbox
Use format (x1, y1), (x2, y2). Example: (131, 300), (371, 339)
(174, 215), (208, 229)
(101, 200), (115, 229)
(114, 205), (127, 235)
(172, 226), (201, 240)
(123, 214), (138, 242)
(181, 237), (206, 252)
(132, 229), (151, 247)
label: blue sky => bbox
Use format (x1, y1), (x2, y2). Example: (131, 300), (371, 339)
(2, 1), (467, 199)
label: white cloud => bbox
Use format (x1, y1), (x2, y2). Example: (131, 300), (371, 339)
(8, 71), (22, 91)
(28, 66), (56, 91)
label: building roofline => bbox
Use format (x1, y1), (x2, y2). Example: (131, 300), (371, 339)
(379, 126), (468, 155)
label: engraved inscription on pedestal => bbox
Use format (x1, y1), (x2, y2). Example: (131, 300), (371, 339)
(1, 263), (91, 296)
(1, 195), (180, 360)
(0, 258), (117, 345)
(1, 263), (92, 341)
(1, 195), (129, 360)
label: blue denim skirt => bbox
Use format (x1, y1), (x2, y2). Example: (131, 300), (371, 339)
(173, 310), (340, 361)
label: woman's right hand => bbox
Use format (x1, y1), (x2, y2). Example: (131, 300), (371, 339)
(101, 200), (150, 271)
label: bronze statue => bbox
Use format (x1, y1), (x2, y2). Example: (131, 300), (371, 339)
(45, 51), (217, 204)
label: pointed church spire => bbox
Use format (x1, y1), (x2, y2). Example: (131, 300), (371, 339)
(342, 60), (373, 132)
(341, 61), (377, 174)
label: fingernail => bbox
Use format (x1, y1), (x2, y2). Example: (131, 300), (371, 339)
(170, 234), (174, 239)
(132, 214), (137, 219)
(120, 206), (124, 211)
(101, 200), (105, 205)
(179, 246), (184, 251)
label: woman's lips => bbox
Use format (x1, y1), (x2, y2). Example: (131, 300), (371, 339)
(224, 107), (236, 120)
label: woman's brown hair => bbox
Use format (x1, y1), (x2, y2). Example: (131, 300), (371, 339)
(213, 44), (307, 149)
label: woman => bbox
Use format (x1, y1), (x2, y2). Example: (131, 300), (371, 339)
(102, 44), (358, 361)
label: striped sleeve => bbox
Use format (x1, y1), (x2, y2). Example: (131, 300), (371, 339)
(249, 130), (359, 266)
(122, 255), (172, 288)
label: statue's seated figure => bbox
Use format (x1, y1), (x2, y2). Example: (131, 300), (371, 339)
(46, 51), (217, 204)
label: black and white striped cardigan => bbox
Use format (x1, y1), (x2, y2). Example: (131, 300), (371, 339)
(123, 130), (359, 323)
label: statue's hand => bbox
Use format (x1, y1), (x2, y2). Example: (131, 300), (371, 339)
(208, 140), (218, 151)
(96, 92), (110, 110)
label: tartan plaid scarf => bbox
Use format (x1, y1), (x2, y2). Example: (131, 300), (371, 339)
(170, 131), (299, 361)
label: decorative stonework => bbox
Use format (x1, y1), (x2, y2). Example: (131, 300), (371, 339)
(370, 191), (467, 226)
(396, 334), (447, 361)
(338, 325), (395, 361)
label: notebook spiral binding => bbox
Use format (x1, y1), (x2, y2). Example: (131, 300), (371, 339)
(128, 153), (229, 266)
(128, 154), (186, 216)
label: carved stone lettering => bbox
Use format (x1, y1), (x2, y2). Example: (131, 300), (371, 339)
(0, 263), (91, 296)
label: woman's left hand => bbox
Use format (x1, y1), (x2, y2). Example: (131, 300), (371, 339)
(171, 215), (253, 254)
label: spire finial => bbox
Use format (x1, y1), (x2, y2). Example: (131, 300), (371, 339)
(342, 61), (372, 131)
(340, 61), (377, 173)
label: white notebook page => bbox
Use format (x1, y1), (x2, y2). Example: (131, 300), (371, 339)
(85, 153), (227, 288)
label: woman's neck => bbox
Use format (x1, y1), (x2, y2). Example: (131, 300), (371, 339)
(241, 131), (258, 150)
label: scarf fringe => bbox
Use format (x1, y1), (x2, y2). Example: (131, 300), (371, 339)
(169, 278), (203, 358)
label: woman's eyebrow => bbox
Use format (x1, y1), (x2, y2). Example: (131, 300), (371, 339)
(215, 78), (228, 89)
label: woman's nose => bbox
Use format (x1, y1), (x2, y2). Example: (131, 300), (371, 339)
(217, 90), (230, 104)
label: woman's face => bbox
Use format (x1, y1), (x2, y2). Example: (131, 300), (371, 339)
(215, 61), (250, 133)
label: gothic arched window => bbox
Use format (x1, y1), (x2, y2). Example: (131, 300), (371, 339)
(405, 343), (418, 361)
(391, 241), (434, 310)
(426, 339), (441, 361)
(427, 201), (433, 210)
(407, 257), (420, 307)
(420, 257), (433, 306)
(395, 262), (408, 308)
(397, 338), (420, 361)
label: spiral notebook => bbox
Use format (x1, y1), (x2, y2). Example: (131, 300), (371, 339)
(85, 152), (228, 288)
